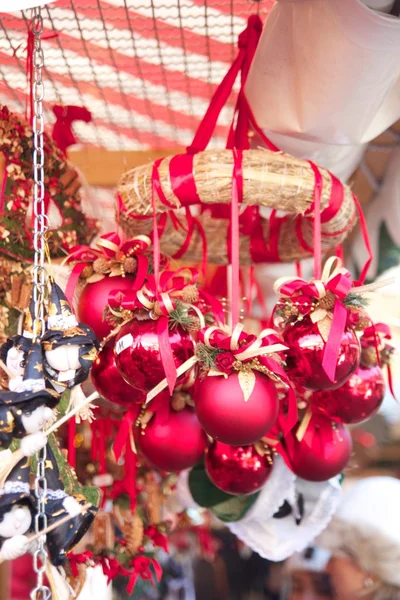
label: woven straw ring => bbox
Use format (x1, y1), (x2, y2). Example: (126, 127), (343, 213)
(117, 149), (357, 266)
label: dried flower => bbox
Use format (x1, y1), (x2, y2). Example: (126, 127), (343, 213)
(81, 265), (94, 279)
(182, 285), (199, 304)
(93, 257), (110, 275)
(124, 256), (138, 274)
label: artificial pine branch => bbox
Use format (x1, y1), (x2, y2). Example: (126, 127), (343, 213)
(168, 300), (195, 330)
(344, 293), (369, 309)
(195, 343), (220, 370)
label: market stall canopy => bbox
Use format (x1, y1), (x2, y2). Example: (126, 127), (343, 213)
(0, 0), (274, 150)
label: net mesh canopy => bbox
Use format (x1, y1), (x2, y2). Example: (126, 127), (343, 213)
(0, 0), (274, 150)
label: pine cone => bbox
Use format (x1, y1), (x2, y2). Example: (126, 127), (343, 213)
(93, 257), (110, 274)
(145, 474), (161, 524)
(318, 291), (335, 312)
(186, 316), (201, 333)
(283, 303), (299, 318)
(361, 346), (378, 368)
(152, 301), (164, 317)
(124, 256), (138, 274)
(356, 316), (371, 331)
(171, 392), (187, 412)
(81, 265), (94, 279)
(182, 285), (199, 304)
(124, 514), (144, 555)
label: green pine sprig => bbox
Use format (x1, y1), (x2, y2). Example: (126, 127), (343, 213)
(168, 299), (196, 330)
(343, 292), (369, 309)
(195, 342), (220, 370)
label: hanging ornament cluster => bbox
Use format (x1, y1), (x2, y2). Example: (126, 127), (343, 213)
(64, 232), (154, 341)
(310, 323), (393, 425)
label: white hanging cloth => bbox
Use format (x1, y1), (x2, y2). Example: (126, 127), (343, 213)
(246, 0), (400, 180)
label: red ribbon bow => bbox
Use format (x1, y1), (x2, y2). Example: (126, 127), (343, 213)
(126, 556), (163, 595)
(52, 105), (92, 154)
(99, 556), (124, 584)
(275, 257), (354, 383)
(68, 551), (94, 578)
(144, 526), (169, 553)
(64, 232), (151, 305)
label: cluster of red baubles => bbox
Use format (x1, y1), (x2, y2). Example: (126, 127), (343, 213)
(85, 273), (387, 496)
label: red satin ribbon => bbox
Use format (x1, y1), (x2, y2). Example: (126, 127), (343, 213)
(279, 270), (353, 382)
(352, 193), (373, 285)
(52, 105), (92, 155)
(64, 232), (150, 305)
(362, 323), (396, 399)
(100, 556), (124, 584)
(230, 149), (243, 327)
(308, 162), (323, 280)
(113, 408), (138, 512)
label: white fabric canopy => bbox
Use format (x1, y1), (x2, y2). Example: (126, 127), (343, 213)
(246, 0), (400, 180)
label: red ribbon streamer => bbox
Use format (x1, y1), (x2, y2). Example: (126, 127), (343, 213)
(230, 149), (243, 328)
(308, 162), (323, 280)
(113, 408), (138, 512)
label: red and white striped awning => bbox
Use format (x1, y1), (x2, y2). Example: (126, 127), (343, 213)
(0, 0), (274, 150)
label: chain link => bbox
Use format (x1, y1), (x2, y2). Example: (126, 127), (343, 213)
(30, 7), (51, 600)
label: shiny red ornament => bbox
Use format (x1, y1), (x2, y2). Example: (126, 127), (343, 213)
(285, 417), (352, 482)
(137, 407), (207, 472)
(91, 337), (144, 408)
(205, 441), (273, 495)
(78, 275), (136, 342)
(115, 318), (194, 393)
(310, 364), (385, 425)
(282, 316), (360, 391)
(195, 372), (279, 446)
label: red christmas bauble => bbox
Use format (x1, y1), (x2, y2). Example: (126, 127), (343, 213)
(282, 316), (360, 391)
(137, 407), (207, 472)
(91, 337), (144, 408)
(310, 364), (385, 425)
(78, 275), (136, 342)
(115, 318), (194, 393)
(195, 372), (278, 446)
(205, 441), (273, 495)
(285, 416), (352, 482)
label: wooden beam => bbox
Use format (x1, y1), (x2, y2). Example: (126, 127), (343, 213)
(69, 148), (182, 188)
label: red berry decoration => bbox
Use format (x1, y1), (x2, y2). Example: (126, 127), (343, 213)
(282, 316), (360, 391)
(137, 407), (207, 472)
(205, 440), (273, 495)
(91, 337), (143, 408)
(310, 364), (385, 425)
(114, 318), (194, 393)
(78, 276), (136, 342)
(195, 372), (279, 446)
(285, 415), (352, 482)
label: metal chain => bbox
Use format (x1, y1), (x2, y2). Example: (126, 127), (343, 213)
(30, 7), (51, 600)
